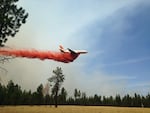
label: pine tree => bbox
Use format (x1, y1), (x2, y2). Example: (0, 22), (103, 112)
(48, 67), (65, 108)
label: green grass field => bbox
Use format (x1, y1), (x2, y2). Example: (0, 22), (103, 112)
(0, 106), (150, 113)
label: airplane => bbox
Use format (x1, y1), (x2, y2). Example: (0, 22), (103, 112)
(0, 45), (87, 63)
(59, 45), (87, 63)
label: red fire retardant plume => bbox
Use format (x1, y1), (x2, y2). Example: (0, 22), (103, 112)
(0, 48), (79, 63)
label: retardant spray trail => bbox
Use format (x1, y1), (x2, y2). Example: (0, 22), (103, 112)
(0, 47), (87, 63)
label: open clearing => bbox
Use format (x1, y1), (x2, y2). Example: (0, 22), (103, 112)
(0, 106), (150, 113)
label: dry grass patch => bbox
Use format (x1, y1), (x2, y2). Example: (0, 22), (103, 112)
(0, 105), (150, 113)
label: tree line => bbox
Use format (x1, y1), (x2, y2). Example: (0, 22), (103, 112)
(0, 80), (150, 107)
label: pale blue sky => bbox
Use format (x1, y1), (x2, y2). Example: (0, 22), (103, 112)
(1, 0), (150, 96)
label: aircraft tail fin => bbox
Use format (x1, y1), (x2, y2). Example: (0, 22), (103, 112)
(59, 45), (65, 52)
(59, 45), (64, 49)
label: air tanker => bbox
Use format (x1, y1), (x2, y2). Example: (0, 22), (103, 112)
(59, 45), (87, 63)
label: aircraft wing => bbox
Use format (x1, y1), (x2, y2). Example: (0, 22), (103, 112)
(67, 48), (77, 54)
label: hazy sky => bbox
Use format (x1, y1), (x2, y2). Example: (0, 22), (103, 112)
(1, 0), (150, 96)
